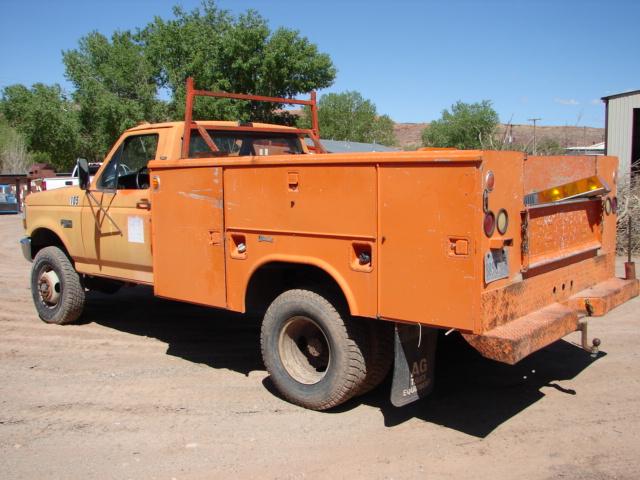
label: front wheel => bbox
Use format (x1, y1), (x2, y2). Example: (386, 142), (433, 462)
(260, 289), (368, 410)
(31, 246), (85, 325)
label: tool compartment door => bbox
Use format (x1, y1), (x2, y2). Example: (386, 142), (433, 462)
(378, 163), (479, 331)
(523, 199), (603, 271)
(150, 166), (226, 307)
(521, 156), (611, 272)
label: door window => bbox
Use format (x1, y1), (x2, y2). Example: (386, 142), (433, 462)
(98, 134), (159, 190)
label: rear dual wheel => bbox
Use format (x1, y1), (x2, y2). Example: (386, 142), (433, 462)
(260, 289), (392, 410)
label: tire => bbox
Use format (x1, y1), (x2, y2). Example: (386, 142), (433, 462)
(31, 246), (85, 325)
(358, 320), (394, 395)
(261, 289), (368, 411)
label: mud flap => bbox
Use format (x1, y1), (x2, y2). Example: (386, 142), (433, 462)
(390, 323), (438, 407)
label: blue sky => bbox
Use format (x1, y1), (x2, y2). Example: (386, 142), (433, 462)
(1, 0), (638, 127)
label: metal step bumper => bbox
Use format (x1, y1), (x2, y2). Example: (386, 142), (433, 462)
(463, 277), (639, 365)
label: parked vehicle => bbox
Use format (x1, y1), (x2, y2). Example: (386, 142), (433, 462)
(35, 162), (102, 191)
(0, 184), (19, 214)
(19, 78), (639, 411)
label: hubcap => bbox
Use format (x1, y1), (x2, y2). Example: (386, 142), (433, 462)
(38, 269), (61, 306)
(278, 316), (330, 385)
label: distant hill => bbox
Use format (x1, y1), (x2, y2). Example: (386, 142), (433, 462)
(393, 122), (605, 150)
(287, 108), (605, 149)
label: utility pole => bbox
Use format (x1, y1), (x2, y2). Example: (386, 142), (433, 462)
(528, 118), (541, 155)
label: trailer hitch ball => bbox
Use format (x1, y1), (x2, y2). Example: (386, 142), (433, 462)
(578, 320), (601, 358)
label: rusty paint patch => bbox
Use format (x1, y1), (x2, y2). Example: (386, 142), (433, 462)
(482, 253), (614, 331)
(463, 304), (579, 365)
(567, 277), (639, 316)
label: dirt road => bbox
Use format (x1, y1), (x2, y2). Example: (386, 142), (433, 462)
(1, 215), (639, 479)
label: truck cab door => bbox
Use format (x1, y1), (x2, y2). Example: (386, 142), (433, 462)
(79, 132), (161, 284)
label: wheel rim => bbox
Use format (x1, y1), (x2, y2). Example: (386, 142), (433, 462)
(278, 316), (331, 385)
(37, 267), (61, 307)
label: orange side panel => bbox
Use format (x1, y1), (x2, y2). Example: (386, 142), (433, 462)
(378, 163), (480, 331)
(223, 165), (376, 237)
(150, 166), (227, 307)
(479, 151), (526, 292)
(223, 165), (378, 316)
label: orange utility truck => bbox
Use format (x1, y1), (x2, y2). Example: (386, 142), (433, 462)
(20, 78), (638, 410)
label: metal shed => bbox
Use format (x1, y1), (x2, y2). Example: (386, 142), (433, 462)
(602, 89), (640, 175)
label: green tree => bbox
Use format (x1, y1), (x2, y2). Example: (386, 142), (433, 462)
(422, 100), (499, 149)
(63, 30), (166, 159)
(3, 1), (336, 163)
(1, 84), (80, 170)
(0, 116), (31, 173)
(301, 91), (396, 145)
(139, 1), (336, 122)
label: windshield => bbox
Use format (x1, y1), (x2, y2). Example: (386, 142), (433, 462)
(189, 130), (303, 158)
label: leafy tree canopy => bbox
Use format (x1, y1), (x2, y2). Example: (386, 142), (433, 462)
(55, 0), (336, 159)
(63, 30), (167, 159)
(1, 84), (80, 170)
(422, 100), (499, 150)
(139, 1), (336, 122)
(301, 91), (396, 146)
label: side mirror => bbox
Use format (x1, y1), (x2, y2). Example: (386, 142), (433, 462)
(77, 158), (90, 191)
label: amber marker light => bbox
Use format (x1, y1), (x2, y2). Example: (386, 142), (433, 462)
(497, 209), (509, 234)
(485, 171), (495, 192)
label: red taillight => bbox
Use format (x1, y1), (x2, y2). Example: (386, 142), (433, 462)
(483, 211), (496, 237)
(41, 181), (47, 191)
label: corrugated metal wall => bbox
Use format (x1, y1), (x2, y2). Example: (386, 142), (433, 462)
(606, 93), (640, 174)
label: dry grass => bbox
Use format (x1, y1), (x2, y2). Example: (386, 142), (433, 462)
(616, 162), (640, 256)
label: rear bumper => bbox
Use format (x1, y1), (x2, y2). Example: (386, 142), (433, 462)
(20, 237), (32, 262)
(464, 275), (639, 364)
(567, 277), (639, 316)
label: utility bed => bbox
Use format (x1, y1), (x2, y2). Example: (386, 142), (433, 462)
(21, 77), (638, 410)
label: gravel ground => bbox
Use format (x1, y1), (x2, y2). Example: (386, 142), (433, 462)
(1, 215), (639, 480)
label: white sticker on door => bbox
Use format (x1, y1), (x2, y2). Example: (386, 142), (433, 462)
(127, 216), (145, 243)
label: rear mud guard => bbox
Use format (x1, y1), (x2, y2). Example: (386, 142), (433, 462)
(390, 323), (438, 407)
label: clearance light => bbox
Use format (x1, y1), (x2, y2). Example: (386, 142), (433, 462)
(485, 171), (495, 191)
(523, 175), (610, 206)
(497, 209), (509, 234)
(604, 197), (612, 215)
(483, 211), (496, 237)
